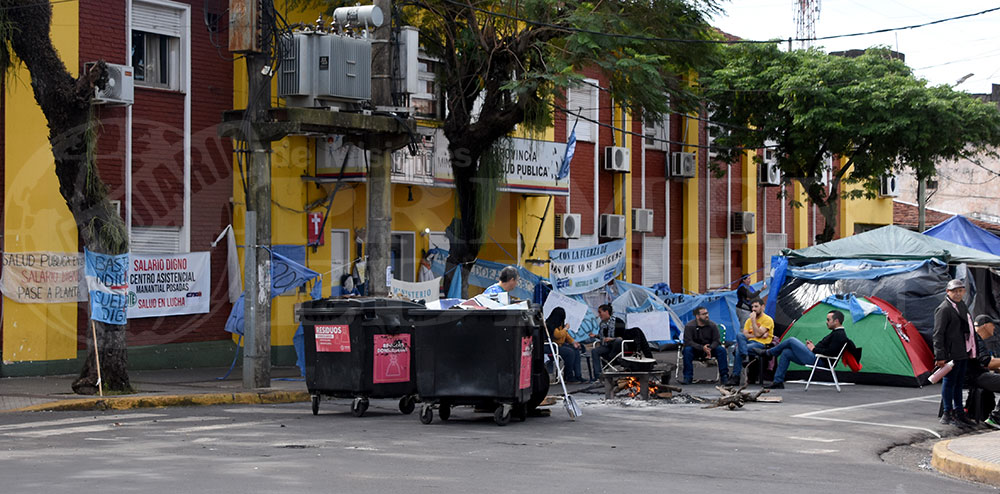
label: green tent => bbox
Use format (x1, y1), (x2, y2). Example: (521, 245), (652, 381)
(784, 225), (1000, 267)
(782, 295), (934, 387)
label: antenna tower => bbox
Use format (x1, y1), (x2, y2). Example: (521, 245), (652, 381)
(794, 0), (821, 49)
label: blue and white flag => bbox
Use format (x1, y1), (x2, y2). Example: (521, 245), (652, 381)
(84, 249), (129, 325)
(224, 249), (323, 336)
(556, 120), (578, 181)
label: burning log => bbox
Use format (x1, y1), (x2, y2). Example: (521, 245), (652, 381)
(703, 385), (774, 410)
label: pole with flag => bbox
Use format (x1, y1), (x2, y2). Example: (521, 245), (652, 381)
(528, 112), (579, 258)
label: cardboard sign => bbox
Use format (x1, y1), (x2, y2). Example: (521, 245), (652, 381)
(373, 334), (411, 384)
(315, 324), (351, 352)
(519, 336), (533, 389)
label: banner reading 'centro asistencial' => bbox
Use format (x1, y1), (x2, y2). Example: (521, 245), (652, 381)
(549, 240), (627, 295)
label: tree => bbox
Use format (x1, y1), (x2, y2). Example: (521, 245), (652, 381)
(702, 44), (1000, 243)
(3, 1), (130, 393)
(298, 0), (723, 294)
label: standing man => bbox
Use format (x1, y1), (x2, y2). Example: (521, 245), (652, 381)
(934, 279), (977, 427)
(681, 306), (730, 385)
(971, 315), (1000, 429)
(483, 266), (519, 297)
(731, 299), (774, 385)
(763, 309), (851, 389)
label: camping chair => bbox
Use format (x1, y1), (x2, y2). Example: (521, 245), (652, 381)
(601, 339), (637, 374)
(802, 343), (850, 392)
(543, 340), (565, 384)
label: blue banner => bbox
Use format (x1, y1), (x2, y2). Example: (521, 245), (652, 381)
(548, 239), (627, 295)
(84, 249), (129, 325)
(225, 249), (323, 336)
(426, 248), (540, 300)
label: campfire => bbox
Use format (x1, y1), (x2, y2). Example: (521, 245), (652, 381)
(609, 375), (679, 399)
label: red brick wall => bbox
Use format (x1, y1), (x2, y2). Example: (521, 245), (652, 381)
(78, 1), (234, 349)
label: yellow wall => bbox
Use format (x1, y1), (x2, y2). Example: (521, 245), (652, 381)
(741, 151), (759, 283)
(613, 105), (633, 282)
(681, 114), (700, 292)
(792, 181), (810, 249)
(2, 1), (80, 362)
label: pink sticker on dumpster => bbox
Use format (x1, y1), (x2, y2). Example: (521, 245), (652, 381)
(519, 336), (533, 389)
(373, 334), (411, 384)
(315, 324), (351, 352)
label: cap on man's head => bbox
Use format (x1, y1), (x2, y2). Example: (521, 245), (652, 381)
(975, 314), (998, 326)
(946, 279), (966, 290)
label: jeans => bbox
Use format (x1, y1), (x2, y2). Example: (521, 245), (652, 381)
(733, 333), (765, 377)
(769, 337), (816, 384)
(682, 345), (729, 382)
(941, 359), (969, 412)
(558, 343), (583, 382)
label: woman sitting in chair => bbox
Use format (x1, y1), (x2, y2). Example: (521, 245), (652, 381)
(546, 308), (586, 383)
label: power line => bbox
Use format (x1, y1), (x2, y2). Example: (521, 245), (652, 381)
(431, 0), (1000, 46)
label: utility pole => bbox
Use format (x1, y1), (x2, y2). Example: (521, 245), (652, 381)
(918, 176), (927, 232)
(367, 0), (393, 296)
(231, 0), (272, 388)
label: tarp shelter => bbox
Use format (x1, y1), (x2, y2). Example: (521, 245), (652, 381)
(781, 295), (934, 387)
(661, 282), (768, 343)
(924, 215), (1000, 257)
(769, 225), (1000, 344)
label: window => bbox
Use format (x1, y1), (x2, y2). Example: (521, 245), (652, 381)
(132, 31), (180, 89)
(566, 80), (598, 142)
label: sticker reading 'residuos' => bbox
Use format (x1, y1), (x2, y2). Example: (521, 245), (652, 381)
(315, 324), (351, 352)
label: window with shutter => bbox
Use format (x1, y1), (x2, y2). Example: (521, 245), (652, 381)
(131, 1), (185, 90)
(131, 226), (183, 254)
(566, 80), (597, 143)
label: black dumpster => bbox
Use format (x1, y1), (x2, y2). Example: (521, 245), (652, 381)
(299, 297), (423, 417)
(410, 306), (550, 426)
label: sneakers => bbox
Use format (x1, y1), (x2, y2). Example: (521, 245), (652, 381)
(678, 378), (692, 385)
(985, 416), (1000, 430)
(751, 347), (768, 357)
(727, 374), (742, 386)
(765, 382), (784, 389)
(954, 410), (977, 428)
(940, 410), (959, 426)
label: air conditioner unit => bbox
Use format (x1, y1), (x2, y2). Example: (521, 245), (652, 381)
(88, 62), (134, 106)
(555, 213), (581, 239)
(669, 152), (696, 179)
(759, 161), (782, 186)
(879, 174), (900, 197)
(603, 146), (630, 172)
(632, 208), (654, 233)
(600, 214), (626, 239)
(731, 211), (755, 235)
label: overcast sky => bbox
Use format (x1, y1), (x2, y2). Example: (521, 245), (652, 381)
(709, 0), (1000, 95)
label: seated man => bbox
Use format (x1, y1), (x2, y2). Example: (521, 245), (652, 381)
(590, 304), (653, 379)
(763, 309), (852, 389)
(731, 299), (774, 385)
(681, 306), (730, 385)
(970, 315), (1000, 429)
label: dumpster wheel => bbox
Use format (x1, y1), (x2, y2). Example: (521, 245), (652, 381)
(494, 404), (512, 426)
(439, 403), (451, 421)
(419, 404), (434, 425)
(398, 396), (416, 415)
(311, 395), (321, 415)
(351, 397), (369, 417)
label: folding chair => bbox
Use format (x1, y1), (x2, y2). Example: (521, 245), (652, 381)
(602, 339), (636, 374)
(803, 343), (849, 392)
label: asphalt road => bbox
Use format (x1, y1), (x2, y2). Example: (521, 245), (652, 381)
(0, 383), (994, 493)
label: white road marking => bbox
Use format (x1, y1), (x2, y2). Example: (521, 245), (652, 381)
(796, 449), (839, 454)
(787, 436), (843, 443)
(171, 421), (265, 434)
(0, 413), (164, 432)
(792, 394), (942, 439)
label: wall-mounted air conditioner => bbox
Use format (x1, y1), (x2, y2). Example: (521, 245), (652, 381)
(88, 62), (134, 106)
(759, 160), (782, 186)
(632, 208), (654, 233)
(669, 152), (696, 179)
(555, 213), (581, 239)
(879, 174), (900, 197)
(603, 146), (630, 172)
(731, 211), (755, 235)
(600, 214), (626, 239)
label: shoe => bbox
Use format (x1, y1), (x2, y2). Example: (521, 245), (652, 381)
(940, 410), (958, 426)
(954, 410), (977, 428)
(727, 375), (742, 386)
(985, 416), (1000, 430)
(765, 382), (784, 389)
(751, 347), (768, 357)
(678, 379), (692, 385)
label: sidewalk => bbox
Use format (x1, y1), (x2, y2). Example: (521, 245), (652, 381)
(0, 366), (309, 413)
(933, 430), (1000, 487)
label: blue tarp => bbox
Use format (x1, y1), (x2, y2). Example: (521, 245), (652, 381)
(821, 293), (884, 323)
(663, 283), (765, 342)
(924, 215), (1000, 257)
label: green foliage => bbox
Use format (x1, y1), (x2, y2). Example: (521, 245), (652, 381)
(702, 44), (1000, 240)
(0, 6), (16, 77)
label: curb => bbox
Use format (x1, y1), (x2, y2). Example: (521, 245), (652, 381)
(5, 391), (311, 413)
(931, 439), (1000, 487)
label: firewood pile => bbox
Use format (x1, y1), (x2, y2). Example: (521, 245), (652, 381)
(703, 384), (780, 410)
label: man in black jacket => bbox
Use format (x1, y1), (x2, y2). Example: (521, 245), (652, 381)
(934, 278), (977, 427)
(762, 309), (852, 389)
(681, 306), (730, 385)
(970, 315), (1000, 429)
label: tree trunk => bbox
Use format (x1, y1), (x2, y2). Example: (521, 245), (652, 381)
(6, 1), (131, 393)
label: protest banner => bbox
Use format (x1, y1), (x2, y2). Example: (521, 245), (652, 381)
(390, 277), (441, 302)
(548, 240), (627, 295)
(127, 252), (211, 319)
(1, 252), (87, 303)
(542, 290), (589, 335)
(85, 249), (129, 324)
